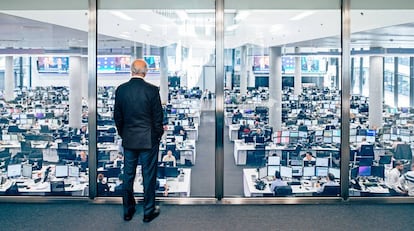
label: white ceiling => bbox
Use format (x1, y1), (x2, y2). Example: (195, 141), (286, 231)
(1, 9), (414, 52)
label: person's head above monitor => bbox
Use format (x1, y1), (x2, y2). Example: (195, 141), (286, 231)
(327, 172), (335, 182)
(275, 170), (282, 180)
(303, 152), (315, 161)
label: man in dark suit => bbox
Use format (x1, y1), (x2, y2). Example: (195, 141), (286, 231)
(114, 59), (164, 222)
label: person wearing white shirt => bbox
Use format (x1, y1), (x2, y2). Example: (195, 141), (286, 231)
(162, 150), (176, 167)
(317, 173), (339, 193)
(399, 164), (414, 196)
(270, 171), (288, 192)
(386, 161), (405, 195)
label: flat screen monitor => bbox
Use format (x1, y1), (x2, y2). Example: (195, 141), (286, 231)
(316, 167), (329, 177)
(366, 129), (376, 136)
(281, 131), (290, 137)
(329, 168), (340, 179)
(68, 166), (80, 177)
(280, 166), (292, 178)
(323, 137), (332, 143)
(332, 136), (341, 144)
(244, 136), (254, 144)
(350, 128), (357, 136)
(316, 158), (329, 167)
(358, 157), (373, 166)
(281, 137), (290, 144)
(268, 156), (280, 166)
(259, 166), (268, 178)
(290, 159), (303, 166)
(157, 166), (166, 178)
(291, 166), (303, 177)
(303, 166), (315, 177)
(315, 130), (323, 136)
(379, 155), (392, 165)
(324, 130), (333, 137)
(358, 166), (371, 176)
(290, 132), (299, 138)
(315, 136), (323, 143)
(267, 165), (280, 177)
(175, 135), (184, 143)
(332, 129), (341, 137)
(22, 164), (32, 178)
(55, 165), (69, 178)
(366, 136), (375, 143)
(299, 131), (307, 138)
(255, 136), (265, 144)
(371, 165), (385, 178)
(7, 164), (21, 178)
(165, 167), (179, 177)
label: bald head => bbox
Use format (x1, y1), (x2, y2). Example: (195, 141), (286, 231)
(131, 59), (148, 77)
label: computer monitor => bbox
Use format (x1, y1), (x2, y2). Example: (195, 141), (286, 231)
(371, 165), (385, 179)
(22, 164), (32, 178)
(55, 165), (69, 178)
(157, 166), (166, 178)
(315, 130), (323, 136)
(316, 167), (329, 177)
(165, 167), (179, 177)
(303, 160), (316, 166)
(281, 131), (290, 137)
(268, 156), (280, 166)
(379, 155), (392, 165)
(324, 130), (333, 137)
(291, 166), (303, 177)
(358, 166), (371, 177)
(258, 166), (268, 178)
(68, 166), (80, 177)
(280, 166), (293, 178)
(329, 168), (340, 179)
(360, 145), (374, 157)
(267, 165), (280, 177)
(7, 164), (21, 178)
(255, 136), (265, 144)
(332, 136), (341, 144)
(290, 159), (303, 166)
(323, 137), (332, 143)
(298, 131), (307, 138)
(358, 157), (373, 166)
(290, 132), (299, 138)
(175, 135), (184, 143)
(316, 158), (329, 167)
(303, 166), (315, 177)
(244, 136), (254, 144)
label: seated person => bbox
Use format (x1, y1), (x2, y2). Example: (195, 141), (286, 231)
(113, 173), (124, 196)
(392, 137), (404, 152)
(251, 128), (264, 138)
(97, 173), (110, 196)
(239, 121), (251, 135)
(399, 164), (414, 196)
(77, 125), (88, 135)
(76, 151), (88, 171)
(303, 152), (316, 162)
(178, 129), (187, 141)
(386, 161), (406, 195)
(298, 122), (308, 132)
(232, 109), (242, 123)
(162, 150), (177, 167)
(173, 121), (184, 135)
(270, 171), (288, 194)
(112, 152), (124, 168)
(316, 173), (339, 194)
(297, 110), (306, 120)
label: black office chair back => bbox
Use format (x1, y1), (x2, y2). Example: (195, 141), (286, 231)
(394, 144), (412, 161)
(321, 185), (340, 196)
(274, 185), (293, 197)
(359, 144), (374, 157)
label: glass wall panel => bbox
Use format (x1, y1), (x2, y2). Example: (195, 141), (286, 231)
(97, 0), (215, 197)
(224, 0), (342, 197)
(350, 1), (414, 197)
(0, 1), (89, 196)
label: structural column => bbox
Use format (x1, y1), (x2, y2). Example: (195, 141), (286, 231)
(269, 47), (283, 131)
(4, 56), (14, 101)
(294, 47), (302, 95)
(69, 56), (82, 129)
(410, 57), (414, 107)
(240, 45), (247, 96)
(393, 57), (399, 107)
(159, 46), (169, 104)
(81, 57), (88, 100)
(132, 46), (143, 59)
(368, 55), (383, 129)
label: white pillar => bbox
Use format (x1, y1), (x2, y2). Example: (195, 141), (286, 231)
(369, 56), (383, 129)
(159, 46), (169, 104)
(240, 46), (248, 96)
(269, 47), (282, 131)
(69, 56), (82, 129)
(4, 56), (14, 101)
(294, 47), (302, 95)
(81, 57), (88, 99)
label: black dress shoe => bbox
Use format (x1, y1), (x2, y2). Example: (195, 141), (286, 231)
(124, 208), (136, 221)
(143, 207), (160, 223)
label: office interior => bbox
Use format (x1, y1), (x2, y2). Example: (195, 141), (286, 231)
(0, 0), (414, 203)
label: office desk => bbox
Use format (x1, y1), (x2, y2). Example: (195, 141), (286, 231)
(228, 124), (240, 141)
(159, 140), (196, 165)
(123, 168), (191, 197)
(243, 169), (318, 197)
(234, 141), (280, 165)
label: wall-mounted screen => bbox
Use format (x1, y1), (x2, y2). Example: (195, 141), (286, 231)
(37, 56), (69, 73)
(144, 55), (160, 72)
(252, 56), (269, 73)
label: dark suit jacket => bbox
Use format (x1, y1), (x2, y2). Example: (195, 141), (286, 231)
(114, 77), (164, 149)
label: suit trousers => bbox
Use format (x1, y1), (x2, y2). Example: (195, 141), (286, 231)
(123, 144), (159, 216)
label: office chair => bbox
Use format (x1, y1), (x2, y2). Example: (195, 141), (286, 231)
(20, 141), (32, 156)
(28, 151), (43, 170)
(359, 144), (374, 157)
(253, 144), (266, 167)
(393, 144), (413, 173)
(315, 185), (341, 196)
(50, 181), (66, 195)
(273, 185), (293, 197)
